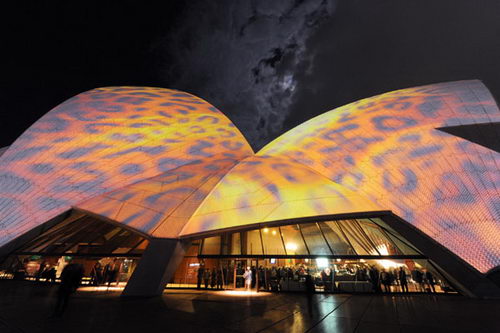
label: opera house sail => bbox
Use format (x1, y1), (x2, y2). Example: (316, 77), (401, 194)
(0, 81), (499, 297)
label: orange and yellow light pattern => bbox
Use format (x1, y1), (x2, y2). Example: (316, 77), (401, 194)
(0, 87), (253, 246)
(256, 80), (500, 273)
(180, 79), (499, 274)
(1, 80), (499, 274)
(180, 154), (382, 235)
(76, 153), (246, 238)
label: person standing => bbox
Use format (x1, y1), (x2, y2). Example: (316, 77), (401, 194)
(369, 266), (380, 293)
(51, 261), (84, 317)
(424, 269), (436, 293)
(264, 267), (271, 291)
(106, 260), (119, 287)
(103, 261), (112, 286)
(321, 268), (332, 292)
(236, 265), (244, 288)
(380, 269), (391, 293)
(36, 261), (47, 282)
(216, 267), (223, 290)
(258, 266), (265, 290)
(211, 268), (217, 289)
(243, 266), (252, 292)
(197, 265), (204, 289)
(398, 267), (409, 292)
(90, 262), (103, 286)
(45, 267), (57, 283)
(412, 268), (424, 292)
(222, 266), (228, 287)
(305, 272), (315, 317)
(203, 267), (210, 289)
(391, 268), (399, 288)
(251, 266), (257, 289)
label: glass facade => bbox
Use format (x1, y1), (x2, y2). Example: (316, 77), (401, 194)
(280, 224), (308, 255)
(14, 214), (149, 256)
(261, 227), (286, 255)
(299, 223), (331, 255)
(318, 221), (355, 255)
(199, 218), (421, 257)
(169, 217), (456, 294)
(0, 213), (457, 295)
(167, 256), (455, 294)
(0, 214), (148, 288)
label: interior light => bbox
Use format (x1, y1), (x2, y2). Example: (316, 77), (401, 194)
(219, 290), (271, 297)
(263, 228), (269, 233)
(316, 257), (329, 268)
(271, 230), (276, 236)
(377, 244), (389, 256)
(285, 242), (297, 251)
(377, 259), (404, 269)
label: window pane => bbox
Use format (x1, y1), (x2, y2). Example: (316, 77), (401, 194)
(300, 223), (332, 255)
(280, 225), (308, 255)
(243, 230), (263, 255)
(112, 233), (143, 254)
(21, 218), (82, 252)
(129, 239), (149, 254)
(185, 242), (200, 256)
(201, 236), (221, 255)
(261, 227), (285, 255)
(369, 218), (421, 255)
(44, 219), (103, 253)
(356, 219), (401, 255)
(385, 232), (421, 255)
(318, 221), (356, 255)
(13, 215), (149, 256)
(230, 233), (241, 255)
(337, 220), (378, 255)
(96, 229), (133, 254)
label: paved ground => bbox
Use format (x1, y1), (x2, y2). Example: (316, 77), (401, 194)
(0, 281), (498, 333)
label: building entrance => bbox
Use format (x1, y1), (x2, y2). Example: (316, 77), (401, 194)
(167, 216), (458, 294)
(167, 256), (455, 294)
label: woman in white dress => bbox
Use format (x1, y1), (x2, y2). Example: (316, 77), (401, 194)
(243, 266), (252, 291)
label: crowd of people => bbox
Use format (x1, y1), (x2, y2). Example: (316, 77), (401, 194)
(34, 261), (57, 282)
(20, 259), (123, 287)
(196, 265), (226, 289)
(89, 260), (122, 287)
(195, 262), (444, 293)
(361, 265), (438, 293)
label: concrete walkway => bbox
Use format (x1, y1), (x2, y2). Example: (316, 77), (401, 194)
(0, 281), (498, 333)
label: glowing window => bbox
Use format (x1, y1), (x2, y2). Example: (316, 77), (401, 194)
(318, 221), (356, 255)
(230, 232), (241, 255)
(201, 236), (221, 255)
(300, 223), (332, 255)
(243, 229), (263, 255)
(261, 227), (286, 255)
(279, 225), (308, 255)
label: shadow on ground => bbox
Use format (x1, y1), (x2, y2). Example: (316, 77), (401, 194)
(0, 281), (498, 333)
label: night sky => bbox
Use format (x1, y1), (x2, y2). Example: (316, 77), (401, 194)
(2, 0), (500, 150)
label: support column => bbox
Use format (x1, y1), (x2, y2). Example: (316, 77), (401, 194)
(122, 238), (188, 297)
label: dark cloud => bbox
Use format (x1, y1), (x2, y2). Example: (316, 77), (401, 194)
(285, 0), (500, 132)
(1, 0), (500, 152)
(154, 0), (337, 149)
